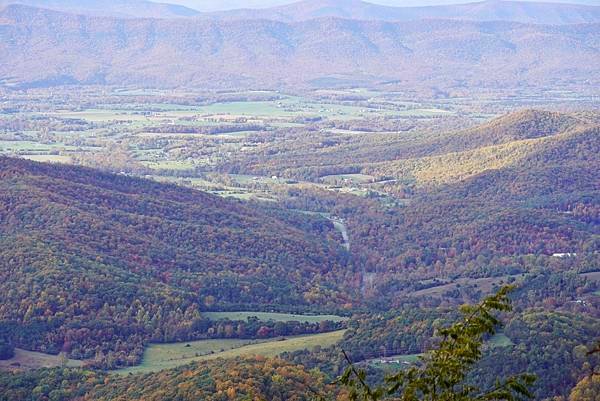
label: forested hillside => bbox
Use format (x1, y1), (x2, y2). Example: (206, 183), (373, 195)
(258, 111), (599, 292)
(282, 270), (600, 399)
(0, 0), (598, 397)
(0, 157), (353, 367)
(2, 279), (595, 400)
(0, 357), (339, 401)
(365, 110), (597, 186)
(218, 110), (596, 180)
(0, 98), (597, 398)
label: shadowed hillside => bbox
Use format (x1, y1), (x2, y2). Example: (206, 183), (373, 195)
(0, 157), (352, 367)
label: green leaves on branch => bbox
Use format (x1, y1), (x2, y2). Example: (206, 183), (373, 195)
(337, 286), (536, 401)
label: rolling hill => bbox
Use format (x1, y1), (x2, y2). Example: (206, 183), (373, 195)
(0, 111), (597, 399)
(218, 109), (599, 290)
(0, 4), (598, 89)
(0, 157), (352, 367)
(0, 0), (200, 18)
(343, 111), (600, 282)
(363, 109), (595, 185)
(204, 0), (600, 25)
(217, 110), (597, 183)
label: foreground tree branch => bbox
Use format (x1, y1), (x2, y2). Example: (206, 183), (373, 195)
(336, 286), (536, 401)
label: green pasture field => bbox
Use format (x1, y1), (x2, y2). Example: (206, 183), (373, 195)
(0, 349), (83, 371)
(182, 97), (391, 120)
(116, 338), (262, 375)
(148, 175), (277, 202)
(396, 108), (453, 117)
(20, 154), (72, 163)
(141, 160), (196, 171)
(366, 332), (513, 370)
(135, 132), (210, 139)
(192, 101), (297, 117)
(203, 311), (348, 323)
(48, 110), (151, 122)
(581, 271), (600, 283)
(395, 354), (423, 363)
(228, 174), (294, 185)
(219, 192), (277, 202)
(115, 330), (346, 375)
(408, 274), (526, 298)
(149, 175), (220, 188)
(487, 333), (515, 347)
(0, 140), (75, 153)
(366, 353), (424, 370)
(320, 173), (375, 184)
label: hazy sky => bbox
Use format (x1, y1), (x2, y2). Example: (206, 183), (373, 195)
(160, 0), (600, 12)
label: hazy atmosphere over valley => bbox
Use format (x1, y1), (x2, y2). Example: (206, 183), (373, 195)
(0, 1), (598, 400)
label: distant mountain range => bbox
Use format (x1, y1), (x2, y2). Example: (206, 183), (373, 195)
(203, 0), (600, 24)
(1, 0), (599, 23)
(0, 3), (598, 89)
(0, 0), (200, 18)
(179, 0), (600, 11)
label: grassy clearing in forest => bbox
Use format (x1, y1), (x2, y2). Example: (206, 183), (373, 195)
(20, 154), (71, 163)
(408, 275), (525, 298)
(320, 173), (375, 184)
(115, 330), (346, 375)
(203, 311), (348, 323)
(365, 332), (513, 370)
(365, 353), (424, 370)
(0, 349), (83, 371)
(487, 333), (515, 347)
